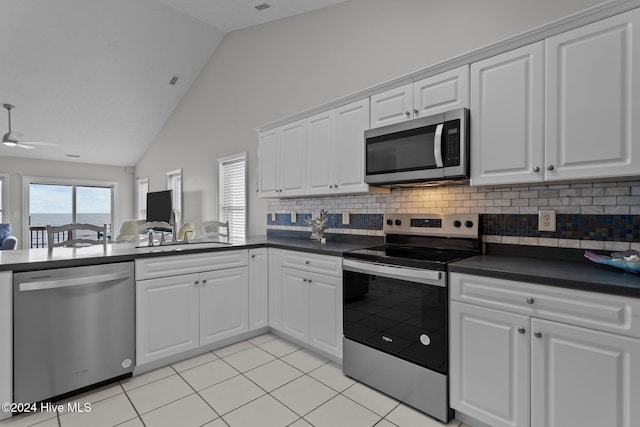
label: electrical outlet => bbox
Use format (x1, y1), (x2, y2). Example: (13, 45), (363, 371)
(290, 211), (296, 223)
(538, 209), (556, 232)
(343, 210), (350, 225)
(271, 212), (276, 222)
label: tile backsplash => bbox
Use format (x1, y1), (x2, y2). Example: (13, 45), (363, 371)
(267, 179), (640, 251)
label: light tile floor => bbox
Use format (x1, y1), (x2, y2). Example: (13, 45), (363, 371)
(0, 333), (469, 427)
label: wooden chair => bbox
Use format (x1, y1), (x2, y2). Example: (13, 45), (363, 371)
(194, 221), (230, 241)
(46, 223), (108, 249)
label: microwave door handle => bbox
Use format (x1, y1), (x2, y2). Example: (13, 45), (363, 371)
(434, 124), (444, 168)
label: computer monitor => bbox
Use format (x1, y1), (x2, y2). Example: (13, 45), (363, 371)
(146, 190), (173, 224)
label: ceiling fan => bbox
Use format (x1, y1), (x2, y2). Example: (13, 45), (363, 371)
(3, 104), (58, 149)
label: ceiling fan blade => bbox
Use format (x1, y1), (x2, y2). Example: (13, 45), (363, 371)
(17, 141), (59, 147)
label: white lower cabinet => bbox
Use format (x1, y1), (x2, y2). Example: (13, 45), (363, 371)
(277, 250), (343, 359)
(282, 267), (309, 342)
(136, 273), (200, 365)
(136, 251), (249, 366)
(531, 318), (640, 427)
(450, 301), (530, 427)
(249, 248), (268, 330)
(200, 267), (249, 346)
(268, 248), (283, 330)
(307, 271), (342, 357)
(450, 272), (640, 427)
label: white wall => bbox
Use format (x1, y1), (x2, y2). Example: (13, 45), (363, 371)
(0, 156), (135, 248)
(136, 0), (602, 236)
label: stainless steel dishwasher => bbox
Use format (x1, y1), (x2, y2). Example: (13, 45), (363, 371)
(13, 262), (135, 404)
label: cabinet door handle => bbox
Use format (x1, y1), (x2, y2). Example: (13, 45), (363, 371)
(202, 279), (207, 284)
(303, 278), (308, 282)
(533, 166), (540, 172)
(526, 297), (534, 304)
(534, 331), (543, 339)
(308, 279), (313, 283)
(305, 260), (310, 265)
(334, 184), (338, 188)
(414, 108), (419, 115)
(329, 185), (333, 189)
(518, 327), (526, 334)
(251, 254), (256, 259)
(405, 111), (411, 117)
(195, 280), (200, 285)
(547, 165), (554, 171)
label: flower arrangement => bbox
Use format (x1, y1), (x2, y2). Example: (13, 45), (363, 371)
(305, 209), (328, 241)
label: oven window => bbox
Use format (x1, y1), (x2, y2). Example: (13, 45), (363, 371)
(366, 126), (437, 175)
(343, 270), (447, 374)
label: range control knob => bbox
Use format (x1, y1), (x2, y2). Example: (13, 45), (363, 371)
(394, 219), (402, 226)
(453, 220), (462, 228)
(465, 220), (474, 228)
(386, 219), (393, 226)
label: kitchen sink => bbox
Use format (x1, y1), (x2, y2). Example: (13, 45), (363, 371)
(137, 240), (231, 253)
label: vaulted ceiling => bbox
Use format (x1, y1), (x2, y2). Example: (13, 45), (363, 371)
(0, 0), (349, 166)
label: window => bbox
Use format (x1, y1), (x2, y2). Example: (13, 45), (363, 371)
(23, 177), (117, 248)
(137, 177), (149, 220)
(219, 152), (246, 239)
(166, 169), (182, 227)
(0, 174), (8, 223)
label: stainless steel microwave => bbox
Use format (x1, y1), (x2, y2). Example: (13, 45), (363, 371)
(364, 108), (469, 186)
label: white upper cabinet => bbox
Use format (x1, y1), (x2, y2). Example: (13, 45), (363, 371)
(307, 99), (370, 196)
(471, 42), (544, 185)
(414, 66), (469, 118)
(370, 83), (413, 128)
(279, 120), (307, 196)
(257, 128), (279, 197)
(472, 8), (640, 186)
(258, 119), (306, 197)
(306, 109), (336, 195)
(370, 66), (469, 129)
(334, 99), (370, 194)
(545, 8), (640, 181)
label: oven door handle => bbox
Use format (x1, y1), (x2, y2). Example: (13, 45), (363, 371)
(343, 259), (444, 286)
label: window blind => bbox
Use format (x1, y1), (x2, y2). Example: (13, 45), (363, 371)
(219, 154), (246, 239)
(166, 171), (182, 226)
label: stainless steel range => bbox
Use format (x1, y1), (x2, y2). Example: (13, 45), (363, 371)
(342, 213), (480, 422)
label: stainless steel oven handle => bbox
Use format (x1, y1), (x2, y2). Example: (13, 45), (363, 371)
(343, 259), (444, 287)
(18, 271), (132, 292)
(434, 123), (444, 168)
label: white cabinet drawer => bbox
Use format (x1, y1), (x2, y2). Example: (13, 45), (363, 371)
(136, 250), (249, 280)
(282, 250), (342, 277)
(450, 273), (640, 339)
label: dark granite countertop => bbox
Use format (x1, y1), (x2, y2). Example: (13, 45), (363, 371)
(450, 252), (640, 298)
(0, 233), (381, 272)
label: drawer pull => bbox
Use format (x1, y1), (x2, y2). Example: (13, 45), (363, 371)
(305, 260), (310, 265)
(195, 280), (200, 285)
(534, 331), (542, 339)
(518, 327), (526, 334)
(526, 297), (534, 305)
(303, 278), (308, 282)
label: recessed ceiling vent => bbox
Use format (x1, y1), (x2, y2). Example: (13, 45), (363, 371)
(169, 75), (179, 86)
(255, 3), (271, 11)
